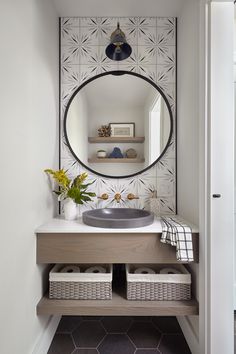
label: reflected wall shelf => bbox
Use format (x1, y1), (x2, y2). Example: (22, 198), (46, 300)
(88, 137), (145, 143)
(88, 158), (145, 163)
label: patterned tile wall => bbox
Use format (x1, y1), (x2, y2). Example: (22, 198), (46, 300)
(60, 17), (176, 215)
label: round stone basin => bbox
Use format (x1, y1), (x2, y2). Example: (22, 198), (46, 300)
(82, 208), (154, 229)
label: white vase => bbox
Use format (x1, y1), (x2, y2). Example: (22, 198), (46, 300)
(64, 198), (77, 220)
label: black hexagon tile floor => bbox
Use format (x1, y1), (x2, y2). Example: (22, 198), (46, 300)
(101, 316), (133, 333)
(48, 316), (192, 354)
(127, 322), (161, 348)
(48, 333), (75, 354)
(73, 321), (106, 348)
(98, 334), (135, 354)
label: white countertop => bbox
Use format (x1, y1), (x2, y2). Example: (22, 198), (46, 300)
(36, 215), (199, 234)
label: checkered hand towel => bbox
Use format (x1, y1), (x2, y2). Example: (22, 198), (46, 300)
(161, 216), (194, 262)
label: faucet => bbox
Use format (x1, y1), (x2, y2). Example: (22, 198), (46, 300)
(97, 193), (109, 200)
(114, 193), (122, 203)
(127, 193), (139, 200)
(98, 193), (122, 203)
(98, 192), (139, 203)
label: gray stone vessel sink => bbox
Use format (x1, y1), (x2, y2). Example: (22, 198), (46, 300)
(82, 208), (154, 229)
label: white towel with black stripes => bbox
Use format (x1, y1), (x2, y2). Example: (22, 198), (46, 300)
(160, 216), (194, 262)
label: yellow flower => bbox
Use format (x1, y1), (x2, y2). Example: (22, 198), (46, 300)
(78, 172), (88, 183)
(44, 169), (70, 188)
(73, 172), (88, 187)
(44, 169), (95, 204)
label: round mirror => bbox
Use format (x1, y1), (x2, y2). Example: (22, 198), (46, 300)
(64, 71), (173, 178)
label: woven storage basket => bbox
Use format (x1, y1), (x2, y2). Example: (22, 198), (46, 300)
(126, 264), (191, 301)
(49, 264), (112, 300)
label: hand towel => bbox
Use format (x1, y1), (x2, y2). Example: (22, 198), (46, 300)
(161, 216), (194, 262)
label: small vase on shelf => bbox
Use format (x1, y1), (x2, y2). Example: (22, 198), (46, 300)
(63, 198), (77, 221)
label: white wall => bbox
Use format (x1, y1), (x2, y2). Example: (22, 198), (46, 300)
(144, 90), (158, 164)
(177, 0), (200, 352)
(234, 81), (236, 308)
(67, 91), (88, 162)
(234, 7), (236, 309)
(0, 1), (58, 353)
(177, 2), (199, 225)
(53, 0), (185, 17)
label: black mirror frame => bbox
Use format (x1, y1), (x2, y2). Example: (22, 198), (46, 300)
(63, 70), (173, 179)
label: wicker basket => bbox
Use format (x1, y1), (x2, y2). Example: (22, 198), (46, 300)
(49, 264), (112, 300)
(126, 264), (191, 301)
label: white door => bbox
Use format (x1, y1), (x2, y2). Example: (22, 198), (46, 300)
(200, 2), (234, 354)
(234, 81), (236, 309)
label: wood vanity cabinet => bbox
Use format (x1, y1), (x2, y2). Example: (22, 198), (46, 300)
(37, 232), (199, 264)
(36, 223), (199, 317)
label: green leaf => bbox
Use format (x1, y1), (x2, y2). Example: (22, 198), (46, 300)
(67, 187), (81, 201)
(74, 198), (84, 205)
(79, 183), (91, 189)
(82, 196), (92, 202)
(86, 192), (96, 197)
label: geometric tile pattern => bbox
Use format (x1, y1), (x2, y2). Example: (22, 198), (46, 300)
(48, 316), (191, 354)
(60, 17), (176, 216)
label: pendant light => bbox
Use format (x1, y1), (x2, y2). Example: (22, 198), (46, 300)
(105, 22), (132, 61)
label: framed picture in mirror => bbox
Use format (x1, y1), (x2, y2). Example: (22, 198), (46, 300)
(109, 123), (135, 138)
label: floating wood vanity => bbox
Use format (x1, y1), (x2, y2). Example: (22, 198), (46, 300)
(36, 217), (199, 316)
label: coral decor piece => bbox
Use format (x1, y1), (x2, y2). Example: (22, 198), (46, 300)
(98, 125), (111, 137)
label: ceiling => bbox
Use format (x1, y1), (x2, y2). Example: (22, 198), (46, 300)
(82, 74), (158, 109)
(52, 0), (186, 17)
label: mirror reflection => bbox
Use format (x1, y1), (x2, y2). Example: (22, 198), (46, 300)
(64, 72), (172, 178)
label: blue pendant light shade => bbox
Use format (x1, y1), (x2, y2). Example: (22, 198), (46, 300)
(105, 23), (132, 61)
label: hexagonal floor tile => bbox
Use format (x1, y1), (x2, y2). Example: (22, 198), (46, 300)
(72, 349), (98, 354)
(159, 334), (191, 354)
(101, 316), (133, 333)
(82, 316), (103, 321)
(127, 322), (161, 348)
(57, 316), (82, 333)
(132, 317), (152, 322)
(136, 350), (161, 354)
(72, 321), (106, 347)
(48, 333), (75, 354)
(98, 334), (135, 354)
(152, 317), (182, 334)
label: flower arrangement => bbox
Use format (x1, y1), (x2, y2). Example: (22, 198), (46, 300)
(44, 169), (96, 204)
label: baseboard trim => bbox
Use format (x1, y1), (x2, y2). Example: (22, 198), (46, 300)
(32, 315), (61, 354)
(177, 316), (199, 354)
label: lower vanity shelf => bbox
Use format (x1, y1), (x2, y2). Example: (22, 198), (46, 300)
(37, 289), (198, 316)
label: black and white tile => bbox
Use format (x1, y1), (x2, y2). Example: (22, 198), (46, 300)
(60, 17), (176, 215)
